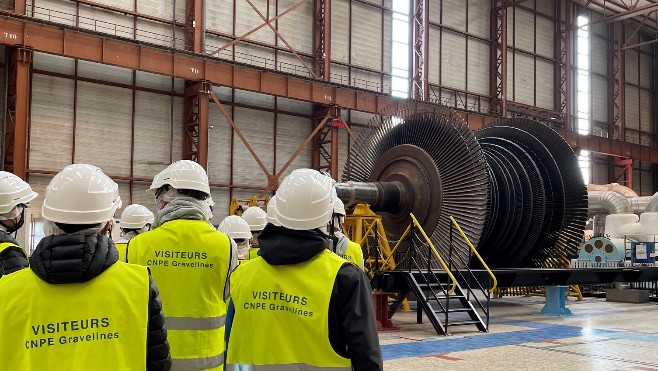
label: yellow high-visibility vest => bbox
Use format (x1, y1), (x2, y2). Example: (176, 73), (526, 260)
(227, 250), (351, 370)
(128, 219), (232, 370)
(114, 242), (127, 263)
(0, 262), (149, 370)
(341, 240), (364, 270)
(0, 241), (21, 254)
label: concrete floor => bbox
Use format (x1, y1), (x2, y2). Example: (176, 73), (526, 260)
(381, 296), (658, 370)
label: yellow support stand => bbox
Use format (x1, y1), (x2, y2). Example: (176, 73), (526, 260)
(229, 196), (270, 216)
(342, 204), (396, 278)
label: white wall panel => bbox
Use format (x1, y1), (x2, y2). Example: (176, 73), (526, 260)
(535, 0), (553, 16)
(277, 0), (313, 54)
(625, 49), (639, 84)
(137, 0), (182, 21)
(172, 96), (185, 162)
(209, 187), (230, 224)
(592, 156), (608, 185)
(592, 76), (608, 123)
(205, 35), (234, 60)
(513, 9), (534, 52)
(130, 182), (157, 215)
(624, 88), (640, 131)
(429, 0), (440, 23)
(136, 72), (184, 93)
(30, 74), (74, 171)
(383, 8), (392, 73)
(535, 16), (553, 58)
(277, 98), (312, 116)
(75, 82), (132, 176)
(640, 53), (652, 89)
(506, 49), (513, 100)
(206, 0), (233, 34)
(78, 60), (133, 86)
(0, 0), (11, 9)
(468, 0), (489, 38)
(441, 31), (466, 90)
(330, 64), (349, 85)
(352, 3), (382, 70)
(276, 52), (313, 77)
(137, 19), (185, 49)
(591, 36), (607, 75)
(234, 44), (276, 69)
(514, 53), (534, 106)
(640, 89), (652, 133)
(207, 103), (232, 184)
(331, 0), (349, 63)
(232, 107), (274, 186)
(235, 0), (273, 45)
(234, 91), (275, 109)
(78, 6), (134, 39)
(352, 69), (384, 91)
(535, 60), (553, 110)
(133, 92), (177, 179)
(116, 181), (131, 216)
(32, 0), (76, 26)
(442, 0), (466, 33)
(428, 27), (440, 84)
(26, 175), (52, 219)
(641, 162), (654, 196)
(276, 114), (312, 180)
(467, 40), (489, 95)
(33, 52), (75, 75)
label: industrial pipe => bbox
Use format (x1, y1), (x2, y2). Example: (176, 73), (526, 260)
(335, 181), (405, 213)
(588, 190), (633, 236)
(587, 183), (638, 198)
(644, 191), (658, 212)
(629, 196), (653, 214)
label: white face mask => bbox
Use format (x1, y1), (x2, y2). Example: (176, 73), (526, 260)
(236, 240), (250, 259)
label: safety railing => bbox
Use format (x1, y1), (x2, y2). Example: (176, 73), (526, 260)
(448, 216), (495, 330)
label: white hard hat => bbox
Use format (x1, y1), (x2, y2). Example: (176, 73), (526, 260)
(217, 215), (252, 240)
(120, 204), (154, 229)
(148, 160), (210, 196)
(266, 196), (280, 226)
(333, 198), (346, 216)
(0, 171), (37, 214)
(275, 168), (335, 230)
(42, 164), (122, 224)
(242, 206), (267, 232)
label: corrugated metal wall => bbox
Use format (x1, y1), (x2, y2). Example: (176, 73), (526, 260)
(624, 22), (654, 147)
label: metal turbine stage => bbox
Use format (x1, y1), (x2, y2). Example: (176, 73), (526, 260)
(336, 103), (589, 269)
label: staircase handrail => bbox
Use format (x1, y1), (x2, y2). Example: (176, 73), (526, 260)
(449, 216), (497, 291)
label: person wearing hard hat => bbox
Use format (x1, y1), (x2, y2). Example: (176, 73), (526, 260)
(127, 160), (236, 371)
(0, 164), (171, 370)
(217, 215), (252, 264)
(225, 168), (382, 370)
(0, 171), (37, 278)
(329, 198), (364, 269)
(241, 206), (267, 260)
(115, 204), (154, 262)
(265, 195), (280, 227)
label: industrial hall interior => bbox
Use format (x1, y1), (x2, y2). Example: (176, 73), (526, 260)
(1, 0), (658, 369)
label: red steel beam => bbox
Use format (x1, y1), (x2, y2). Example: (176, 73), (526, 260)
(490, 0), (507, 117)
(185, 0), (204, 53)
(411, 0), (428, 100)
(313, 0), (331, 80)
(0, 16), (396, 112)
(1, 16), (658, 164)
(8, 47), (30, 179)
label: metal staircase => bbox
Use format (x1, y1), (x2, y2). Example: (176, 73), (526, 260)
(373, 214), (497, 336)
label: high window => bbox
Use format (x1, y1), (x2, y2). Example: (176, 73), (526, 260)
(576, 15), (591, 184)
(391, 0), (410, 98)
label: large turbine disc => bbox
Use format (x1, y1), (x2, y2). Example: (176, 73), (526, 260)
(343, 105), (488, 267)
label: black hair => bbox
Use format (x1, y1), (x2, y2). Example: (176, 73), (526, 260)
(121, 228), (141, 234)
(157, 185), (209, 201)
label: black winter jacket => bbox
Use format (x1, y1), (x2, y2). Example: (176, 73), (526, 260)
(0, 231), (28, 277)
(30, 233), (172, 371)
(256, 225), (383, 371)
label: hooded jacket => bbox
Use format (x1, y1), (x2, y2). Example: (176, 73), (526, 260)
(30, 233), (172, 371)
(225, 224), (383, 371)
(0, 231), (28, 277)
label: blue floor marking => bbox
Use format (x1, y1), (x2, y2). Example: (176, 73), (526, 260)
(381, 319), (658, 360)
